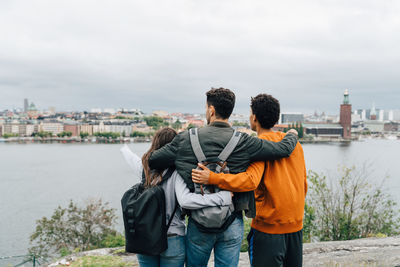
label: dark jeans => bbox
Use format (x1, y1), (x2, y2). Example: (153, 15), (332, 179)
(186, 216), (244, 267)
(248, 228), (303, 267)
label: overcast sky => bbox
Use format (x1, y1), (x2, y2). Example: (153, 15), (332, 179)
(1, 0), (399, 115)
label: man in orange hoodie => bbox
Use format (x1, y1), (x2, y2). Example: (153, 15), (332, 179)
(192, 93), (307, 267)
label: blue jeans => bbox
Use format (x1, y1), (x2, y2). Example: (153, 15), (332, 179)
(186, 216), (244, 267)
(137, 235), (185, 267)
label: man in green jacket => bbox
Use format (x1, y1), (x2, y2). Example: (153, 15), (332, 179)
(149, 88), (298, 267)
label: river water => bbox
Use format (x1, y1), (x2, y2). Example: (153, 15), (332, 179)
(0, 140), (399, 261)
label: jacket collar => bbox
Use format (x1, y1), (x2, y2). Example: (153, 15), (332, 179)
(209, 121), (231, 128)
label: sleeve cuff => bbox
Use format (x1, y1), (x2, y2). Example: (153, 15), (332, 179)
(208, 171), (220, 185)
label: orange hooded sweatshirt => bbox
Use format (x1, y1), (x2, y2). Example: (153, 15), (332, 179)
(208, 131), (307, 234)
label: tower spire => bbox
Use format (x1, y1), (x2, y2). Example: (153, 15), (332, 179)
(343, 89), (350, 104)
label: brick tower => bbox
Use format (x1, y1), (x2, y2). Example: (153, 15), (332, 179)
(340, 89), (352, 139)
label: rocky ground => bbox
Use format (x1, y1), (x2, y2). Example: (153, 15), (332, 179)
(46, 235), (400, 267)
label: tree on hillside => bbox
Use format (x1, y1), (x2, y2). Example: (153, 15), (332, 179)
(29, 199), (124, 259)
(172, 120), (182, 130)
(144, 116), (169, 130)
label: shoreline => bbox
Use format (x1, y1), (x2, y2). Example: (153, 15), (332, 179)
(0, 137), (152, 144)
(0, 136), (398, 144)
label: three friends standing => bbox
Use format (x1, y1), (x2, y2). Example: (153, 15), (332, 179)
(122, 88), (307, 267)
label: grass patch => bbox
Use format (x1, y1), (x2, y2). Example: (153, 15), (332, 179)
(240, 217), (252, 252)
(70, 256), (131, 267)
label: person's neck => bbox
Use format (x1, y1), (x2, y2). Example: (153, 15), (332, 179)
(210, 118), (229, 124)
(256, 127), (273, 136)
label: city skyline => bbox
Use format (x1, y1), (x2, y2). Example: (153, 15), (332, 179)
(1, 1), (400, 114)
(1, 96), (399, 117)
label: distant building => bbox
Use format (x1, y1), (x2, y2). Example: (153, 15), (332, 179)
(64, 122), (80, 136)
(339, 89), (352, 139)
(384, 122), (399, 132)
(388, 110), (400, 122)
(104, 108), (116, 114)
(90, 108), (102, 113)
(370, 103), (377, 120)
(188, 119), (205, 128)
(230, 113), (249, 125)
(272, 124), (289, 132)
(40, 121), (63, 135)
(48, 107), (56, 115)
(280, 113), (304, 124)
(153, 110), (169, 118)
(27, 102), (39, 118)
(79, 124), (94, 135)
(363, 120), (385, 133)
(304, 123), (343, 138)
(24, 99), (29, 113)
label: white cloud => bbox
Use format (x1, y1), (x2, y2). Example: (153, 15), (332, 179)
(1, 0), (399, 113)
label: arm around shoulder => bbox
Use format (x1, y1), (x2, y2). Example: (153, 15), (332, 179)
(246, 133), (298, 161)
(148, 133), (181, 169)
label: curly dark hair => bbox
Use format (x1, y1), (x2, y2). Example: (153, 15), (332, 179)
(250, 94), (280, 129)
(206, 88), (235, 119)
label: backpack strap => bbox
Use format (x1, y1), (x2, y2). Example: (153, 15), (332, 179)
(217, 130), (242, 162)
(159, 167), (176, 185)
(166, 203), (178, 232)
(189, 128), (207, 163)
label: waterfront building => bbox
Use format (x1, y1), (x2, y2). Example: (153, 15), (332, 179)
(26, 123), (38, 136)
(304, 123), (343, 138)
(340, 89), (352, 139)
(64, 122), (80, 136)
(40, 121), (64, 135)
(280, 112), (304, 124)
(109, 122), (133, 137)
(79, 123), (93, 136)
(132, 123), (152, 133)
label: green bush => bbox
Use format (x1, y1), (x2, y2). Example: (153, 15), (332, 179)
(2, 133), (19, 138)
(100, 233), (125, 248)
(304, 164), (400, 242)
(240, 217), (252, 252)
(80, 132), (89, 139)
(29, 199), (120, 260)
(57, 131), (72, 137)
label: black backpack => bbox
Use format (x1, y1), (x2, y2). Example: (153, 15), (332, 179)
(121, 167), (177, 255)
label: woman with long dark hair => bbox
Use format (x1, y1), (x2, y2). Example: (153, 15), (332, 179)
(121, 127), (232, 267)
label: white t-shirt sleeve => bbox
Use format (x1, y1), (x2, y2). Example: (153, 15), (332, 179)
(120, 144), (143, 180)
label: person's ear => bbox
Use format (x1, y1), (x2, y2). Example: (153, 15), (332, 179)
(209, 105), (215, 117)
(251, 114), (257, 124)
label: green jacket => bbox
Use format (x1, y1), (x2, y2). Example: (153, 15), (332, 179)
(149, 121), (298, 214)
